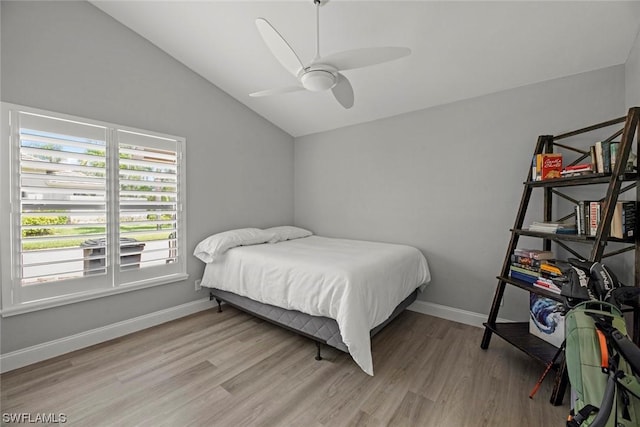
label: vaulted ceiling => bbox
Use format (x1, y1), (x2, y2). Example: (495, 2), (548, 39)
(91, 1), (640, 137)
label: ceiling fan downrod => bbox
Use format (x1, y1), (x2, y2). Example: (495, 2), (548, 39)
(314, 0), (321, 61)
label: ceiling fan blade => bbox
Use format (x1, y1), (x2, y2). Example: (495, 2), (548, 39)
(320, 47), (411, 71)
(332, 73), (354, 109)
(255, 18), (305, 77)
(249, 85), (305, 97)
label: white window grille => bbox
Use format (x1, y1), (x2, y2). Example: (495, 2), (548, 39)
(1, 104), (187, 315)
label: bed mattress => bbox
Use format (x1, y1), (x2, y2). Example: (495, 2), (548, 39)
(200, 235), (430, 375)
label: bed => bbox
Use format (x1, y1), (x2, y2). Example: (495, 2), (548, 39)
(195, 226), (431, 375)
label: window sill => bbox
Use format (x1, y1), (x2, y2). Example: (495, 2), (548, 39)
(0, 273), (190, 317)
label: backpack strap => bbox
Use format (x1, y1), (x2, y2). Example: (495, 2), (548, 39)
(617, 371), (640, 400)
(620, 387), (631, 421)
(595, 329), (609, 372)
(595, 320), (640, 377)
(586, 372), (618, 427)
(567, 405), (599, 427)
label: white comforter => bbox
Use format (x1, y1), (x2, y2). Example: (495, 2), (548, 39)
(200, 236), (430, 375)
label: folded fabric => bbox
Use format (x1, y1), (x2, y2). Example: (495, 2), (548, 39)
(193, 228), (275, 263)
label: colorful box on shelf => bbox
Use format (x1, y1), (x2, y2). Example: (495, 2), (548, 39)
(533, 153), (563, 181)
(529, 293), (565, 348)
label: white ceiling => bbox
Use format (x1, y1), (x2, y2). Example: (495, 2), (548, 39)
(91, 1), (640, 137)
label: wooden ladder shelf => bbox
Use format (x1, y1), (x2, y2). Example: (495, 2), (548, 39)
(480, 107), (640, 406)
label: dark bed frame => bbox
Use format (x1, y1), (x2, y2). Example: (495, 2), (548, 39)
(209, 287), (419, 361)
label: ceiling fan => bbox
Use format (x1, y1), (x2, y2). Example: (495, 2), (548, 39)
(249, 0), (411, 109)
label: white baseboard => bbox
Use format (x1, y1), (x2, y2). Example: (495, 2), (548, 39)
(0, 297), (213, 374)
(1, 297), (512, 374)
(408, 300), (515, 328)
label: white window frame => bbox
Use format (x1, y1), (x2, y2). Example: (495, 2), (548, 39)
(0, 103), (188, 316)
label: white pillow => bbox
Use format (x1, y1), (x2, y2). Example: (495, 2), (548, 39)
(265, 226), (313, 243)
(193, 228), (276, 263)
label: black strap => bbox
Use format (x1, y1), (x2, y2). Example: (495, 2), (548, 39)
(567, 405), (599, 426)
(595, 321), (640, 377)
(620, 388), (631, 421)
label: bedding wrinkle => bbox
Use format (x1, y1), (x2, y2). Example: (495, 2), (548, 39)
(200, 236), (430, 375)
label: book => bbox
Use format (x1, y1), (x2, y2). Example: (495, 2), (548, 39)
(528, 221), (576, 234)
(575, 204), (583, 235)
(611, 202), (621, 239)
(536, 153), (563, 180)
(528, 222), (560, 233)
(589, 201), (601, 236)
(622, 201), (637, 239)
(510, 269), (538, 284)
(539, 263), (562, 276)
(590, 145), (598, 174)
(611, 201), (637, 239)
(535, 154), (541, 181)
(529, 294), (565, 347)
(509, 265), (540, 278)
(534, 279), (562, 294)
(511, 263), (542, 275)
(510, 254), (544, 268)
(595, 141), (604, 173)
(561, 170), (594, 178)
(556, 228), (578, 235)
(581, 200), (596, 236)
(513, 248), (554, 260)
(610, 142), (620, 173)
(561, 163), (593, 177)
(564, 163), (593, 171)
(601, 141), (611, 174)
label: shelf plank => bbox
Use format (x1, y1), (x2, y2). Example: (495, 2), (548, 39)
(483, 322), (563, 367)
(511, 229), (634, 244)
(497, 275), (564, 302)
(525, 173), (637, 188)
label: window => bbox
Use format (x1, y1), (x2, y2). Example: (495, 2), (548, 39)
(1, 104), (187, 315)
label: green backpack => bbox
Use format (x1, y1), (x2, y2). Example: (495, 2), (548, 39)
(565, 300), (640, 427)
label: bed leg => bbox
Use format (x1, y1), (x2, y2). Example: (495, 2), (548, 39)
(215, 298), (222, 313)
(315, 342), (322, 361)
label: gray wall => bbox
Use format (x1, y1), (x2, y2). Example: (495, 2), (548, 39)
(627, 27), (640, 109)
(0, 1), (294, 353)
(294, 66), (625, 321)
(0, 1), (634, 357)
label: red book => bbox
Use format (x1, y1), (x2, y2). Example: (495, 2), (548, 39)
(564, 163), (592, 172)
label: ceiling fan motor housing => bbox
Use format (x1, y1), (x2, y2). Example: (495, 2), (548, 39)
(300, 69), (336, 92)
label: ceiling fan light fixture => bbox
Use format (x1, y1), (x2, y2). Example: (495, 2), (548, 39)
(300, 70), (336, 92)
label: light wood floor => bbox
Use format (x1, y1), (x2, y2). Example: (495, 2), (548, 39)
(0, 307), (570, 426)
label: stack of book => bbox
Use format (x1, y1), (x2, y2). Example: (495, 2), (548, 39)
(575, 200), (636, 238)
(509, 263), (539, 285)
(611, 201), (636, 239)
(553, 141), (624, 179)
(509, 249), (562, 294)
(591, 141), (620, 174)
(528, 221), (577, 234)
(536, 263), (563, 294)
(561, 163), (593, 177)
